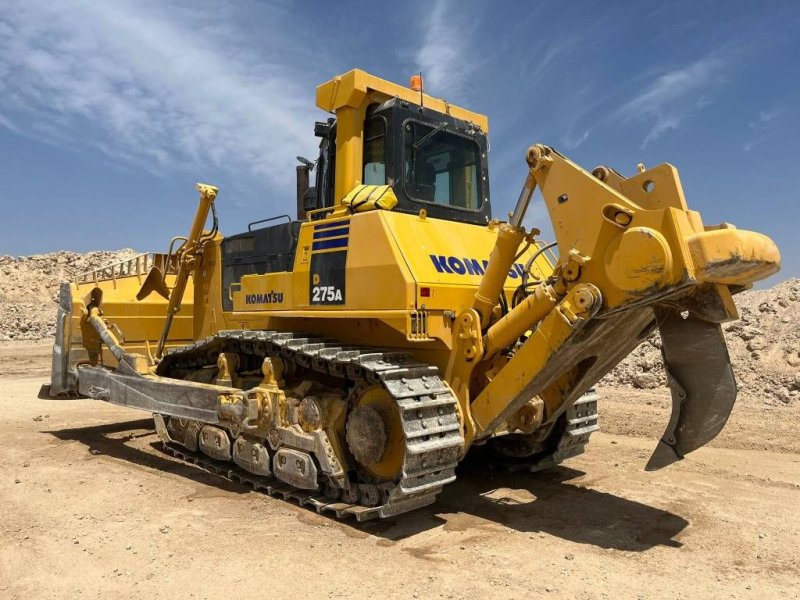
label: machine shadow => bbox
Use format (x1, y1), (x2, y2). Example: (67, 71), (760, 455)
(48, 418), (251, 496)
(48, 420), (688, 550)
(365, 458), (687, 550)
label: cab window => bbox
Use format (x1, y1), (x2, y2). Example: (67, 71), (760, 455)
(404, 121), (481, 210)
(363, 117), (387, 185)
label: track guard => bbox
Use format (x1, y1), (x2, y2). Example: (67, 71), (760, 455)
(646, 306), (737, 470)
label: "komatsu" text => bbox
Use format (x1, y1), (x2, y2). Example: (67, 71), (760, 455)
(245, 291), (284, 304)
(429, 255), (527, 279)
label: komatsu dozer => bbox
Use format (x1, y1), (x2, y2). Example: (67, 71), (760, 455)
(46, 70), (780, 519)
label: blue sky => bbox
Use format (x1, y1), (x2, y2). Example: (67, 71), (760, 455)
(1, 0), (798, 281)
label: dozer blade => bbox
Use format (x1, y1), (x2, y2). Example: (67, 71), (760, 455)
(646, 306), (737, 471)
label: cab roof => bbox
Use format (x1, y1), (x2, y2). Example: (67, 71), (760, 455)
(316, 69), (489, 134)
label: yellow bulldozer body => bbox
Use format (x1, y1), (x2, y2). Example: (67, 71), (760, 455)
(46, 68), (781, 520)
(65, 211), (552, 371)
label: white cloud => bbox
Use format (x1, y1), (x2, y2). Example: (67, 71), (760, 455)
(0, 112), (19, 133)
(614, 56), (726, 147)
(414, 0), (477, 99)
(561, 128), (592, 150)
(0, 1), (322, 190)
(749, 108), (783, 129)
(744, 107), (785, 151)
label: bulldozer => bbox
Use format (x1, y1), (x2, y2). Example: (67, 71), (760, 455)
(45, 69), (780, 520)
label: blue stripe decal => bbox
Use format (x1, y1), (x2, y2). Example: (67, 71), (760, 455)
(312, 238), (349, 251)
(314, 220), (350, 230)
(313, 227), (349, 240)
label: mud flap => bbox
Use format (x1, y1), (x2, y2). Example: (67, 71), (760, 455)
(646, 307), (737, 471)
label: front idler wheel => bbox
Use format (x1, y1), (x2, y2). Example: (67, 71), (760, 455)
(346, 385), (404, 480)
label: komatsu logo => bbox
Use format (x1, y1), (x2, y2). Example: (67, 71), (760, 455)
(245, 291), (284, 305)
(429, 255), (527, 279)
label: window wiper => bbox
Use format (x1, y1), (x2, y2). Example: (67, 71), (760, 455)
(412, 122), (447, 152)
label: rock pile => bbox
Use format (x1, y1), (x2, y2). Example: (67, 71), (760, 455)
(604, 278), (800, 404)
(0, 250), (138, 341)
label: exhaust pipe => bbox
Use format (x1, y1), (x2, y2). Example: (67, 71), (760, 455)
(296, 158), (314, 220)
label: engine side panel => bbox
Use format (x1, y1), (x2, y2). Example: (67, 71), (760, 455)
(222, 210), (554, 348)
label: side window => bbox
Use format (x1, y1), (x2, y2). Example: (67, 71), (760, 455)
(363, 117), (387, 185)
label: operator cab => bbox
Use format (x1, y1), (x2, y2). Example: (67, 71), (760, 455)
(221, 75), (492, 309)
(308, 98), (492, 225)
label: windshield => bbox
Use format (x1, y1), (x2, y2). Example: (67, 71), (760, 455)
(404, 121), (482, 210)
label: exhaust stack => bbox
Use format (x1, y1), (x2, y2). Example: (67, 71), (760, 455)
(296, 164), (310, 220)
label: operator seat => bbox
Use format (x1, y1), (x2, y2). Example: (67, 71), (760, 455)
(414, 161), (437, 202)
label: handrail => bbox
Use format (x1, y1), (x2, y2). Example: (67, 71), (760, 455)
(73, 252), (179, 285)
(248, 214), (292, 231)
(304, 205), (336, 220)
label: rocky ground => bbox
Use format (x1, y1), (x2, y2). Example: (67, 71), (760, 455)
(1, 352), (798, 599)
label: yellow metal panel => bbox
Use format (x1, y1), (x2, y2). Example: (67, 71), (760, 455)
(618, 163), (688, 211)
(233, 272), (293, 312)
(380, 211), (551, 312)
(230, 212), (416, 313)
(345, 212), (416, 309)
(72, 275), (194, 345)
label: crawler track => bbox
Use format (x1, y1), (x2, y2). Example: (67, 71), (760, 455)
(154, 331), (598, 518)
(157, 330), (464, 519)
(489, 391), (600, 472)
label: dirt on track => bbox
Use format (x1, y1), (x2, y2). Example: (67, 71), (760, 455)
(1, 344), (799, 599)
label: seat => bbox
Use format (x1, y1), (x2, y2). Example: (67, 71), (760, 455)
(413, 161), (436, 202)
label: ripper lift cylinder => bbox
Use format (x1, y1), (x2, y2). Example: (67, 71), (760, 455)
(472, 164), (541, 330)
(473, 223), (526, 329)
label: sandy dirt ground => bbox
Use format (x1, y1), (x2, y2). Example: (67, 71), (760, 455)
(1, 343), (799, 599)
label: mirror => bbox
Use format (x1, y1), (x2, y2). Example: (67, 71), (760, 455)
(296, 156), (315, 171)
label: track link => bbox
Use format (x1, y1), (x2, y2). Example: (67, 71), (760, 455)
(156, 330), (464, 520)
(485, 390), (599, 472)
(526, 390), (600, 472)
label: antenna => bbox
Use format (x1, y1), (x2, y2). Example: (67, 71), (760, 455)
(419, 71), (424, 108)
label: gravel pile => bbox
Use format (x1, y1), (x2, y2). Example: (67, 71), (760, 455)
(604, 279), (800, 405)
(0, 250), (138, 341)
